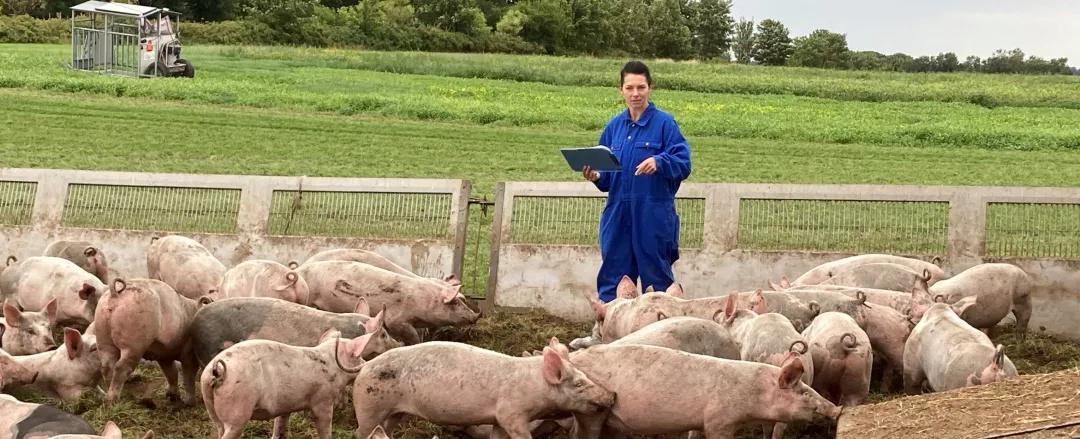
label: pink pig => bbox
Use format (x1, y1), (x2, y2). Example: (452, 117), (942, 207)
(1, 299), (58, 355)
(213, 259), (311, 306)
(800, 312), (873, 407)
(146, 235), (227, 301)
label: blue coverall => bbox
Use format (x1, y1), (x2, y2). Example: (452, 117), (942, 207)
(592, 102), (692, 303)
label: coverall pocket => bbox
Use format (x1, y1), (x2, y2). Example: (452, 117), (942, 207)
(633, 141), (661, 168)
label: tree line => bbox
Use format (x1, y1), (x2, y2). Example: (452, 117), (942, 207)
(3, 0), (1076, 75)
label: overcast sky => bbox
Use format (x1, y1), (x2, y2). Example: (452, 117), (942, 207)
(729, 0), (1080, 65)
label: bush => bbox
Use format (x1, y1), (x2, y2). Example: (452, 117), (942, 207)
(0, 15), (69, 44)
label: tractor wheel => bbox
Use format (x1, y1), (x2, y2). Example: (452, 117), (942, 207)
(144, 62), (166, 78)
(178, 59), (195, 78)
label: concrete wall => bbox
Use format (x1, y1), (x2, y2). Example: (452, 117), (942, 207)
(486, 181), (1080, 341)
(0, 168), (471, 282)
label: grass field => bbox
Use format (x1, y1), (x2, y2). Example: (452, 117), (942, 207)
(2, 42), (1080, 438)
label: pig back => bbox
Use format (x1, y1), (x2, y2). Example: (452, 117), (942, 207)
(188, 297), (367, 366)
(613, 317), (740, 360)
(820, 262), (930, 292)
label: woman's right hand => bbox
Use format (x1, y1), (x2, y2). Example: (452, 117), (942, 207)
(582, 165), (600, 182)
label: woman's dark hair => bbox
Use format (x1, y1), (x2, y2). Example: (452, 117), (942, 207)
(620, 61), (652, 86)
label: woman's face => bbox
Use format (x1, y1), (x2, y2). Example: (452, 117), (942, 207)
(620, 73), (651, 112)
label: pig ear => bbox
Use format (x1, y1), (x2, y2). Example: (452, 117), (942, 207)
(353, 297), (370, 315)
(351, 333), (373, 358)
(78, 283), (96, 301)
(363, 309), (383, 334)
(588, 297), (606, 321)
(64, 328), (82, 360)
(522, 351), (533, 357)
(723, 293), (737, 319)
(319, 328), (341, 345)
(751, 290), (767, 315)
(102, 422), (122, 439)
(777, 355), (804, 389)
(668, 282), (684, 298)
(781, 277), (791, 288)
(616, 275), (638, 299)
(3, 304), (20, 328)
(45, 298), (58, 325)
(367, 425), (391, 439)
(440, 286), (460, 304)
(992, 344), (1006, 369)
(142, 431), (155, 439)
(768, 279), (782, 292)
(541, 347), (565, 385)
(644, 285), (655, 293)
(952, 297), (976, 317)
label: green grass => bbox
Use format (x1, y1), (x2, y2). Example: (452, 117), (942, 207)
(4, 45), (1080, 151)
(3, 41), (1080, 439)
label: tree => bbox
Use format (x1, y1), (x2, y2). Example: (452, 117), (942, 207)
(495, 7), (525, 35)
(730, 17), (755, 64)
(694, 0), (733, 61)
(515, 0), (572, 54)
(751, 18), (792, 66)
(411, 0), (489, 35)
(646, 0), (695, 60)
(931, 52), (960, 72)
(788, 28), (849, 69)
(847, 50), (883, 71)
(564, 0), (616, 56)
(1, 0), (42, 15)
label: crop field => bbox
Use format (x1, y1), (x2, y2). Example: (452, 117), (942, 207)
(2, 42), (1080, 439)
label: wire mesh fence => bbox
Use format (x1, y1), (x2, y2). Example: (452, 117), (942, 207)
(737, 199), (950, 255)
(60, 184), (241, 233)
(266, 190), (451, 240)
(0, 182), (37, 226)
(507, 196), (706, 248)
(985, 202), (1080, 259)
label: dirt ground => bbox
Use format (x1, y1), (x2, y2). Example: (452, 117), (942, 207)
(836, 366), (1080, 439)
(11, 308), (1080, 439)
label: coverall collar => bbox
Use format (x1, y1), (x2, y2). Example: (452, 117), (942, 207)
(620, 101), (656, 126)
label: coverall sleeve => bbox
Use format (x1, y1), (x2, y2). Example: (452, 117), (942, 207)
(652, 118), (692, 181)
(593, 126), (613, 192)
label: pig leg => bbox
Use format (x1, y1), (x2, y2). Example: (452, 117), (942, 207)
(272, 414), (291, 439)
(158, 359), (181, 402)
(702, 419), (738, 439)
(769, 422), (788, 439)
(569, 412), (606, 439)
(902, 362), (927, 395)
(310, 402), (335, 439)
(1012, 291), (1032, 338)
(490, 421), (530, 439)
(180, 350), (201, 405)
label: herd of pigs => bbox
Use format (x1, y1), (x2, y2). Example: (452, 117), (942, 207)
(0, 235), (1035, 439)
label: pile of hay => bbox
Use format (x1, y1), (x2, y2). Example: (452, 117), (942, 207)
(837, 366), (1080, 439)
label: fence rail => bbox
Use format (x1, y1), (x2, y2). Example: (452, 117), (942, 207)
(0, 168), (470, 284)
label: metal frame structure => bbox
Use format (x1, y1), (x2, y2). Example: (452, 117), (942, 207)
(69, 1), (191, 78)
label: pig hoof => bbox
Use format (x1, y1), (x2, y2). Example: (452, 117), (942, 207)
(165, 392), (181, 403)
(138, 398), (158, 410)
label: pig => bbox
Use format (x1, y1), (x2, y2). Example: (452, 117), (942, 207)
(301, 248), (461, 287)
(1, 328), (101, 401)
(567, 344), (841, 439)
(294, 260), (480, 345)
(800, 312), (872, 407)
(46, 421), (154, 439)
(2, 299), (58, 355)
(93, 278), (211, 405)
(0, 256), (105, 329)
(201, 330), (374, 439)
(790, 254), (947, 286)
(778, 283), (925, 320)
(580, 276), (685, 344)
(858, 302), (917, 392)
(351, 337), (616, 438)
(187, 296), (401, 367)
(925, 263), (1032, 338)
(818, 262), (932, 293)
(0, 354), (38, 390)
(611, 316), (741, 361)
(0, 391), (98, 438)
(146, 235), (227, 300)
(42, 240), (111, 284)
(677, 289), (821, 333)
(721, 293), (815, 439)
(213, 259), (311, 306)
(903, 301), (1018, 394)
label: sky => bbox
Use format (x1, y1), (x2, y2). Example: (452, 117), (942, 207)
(729, 0), (1080, 66)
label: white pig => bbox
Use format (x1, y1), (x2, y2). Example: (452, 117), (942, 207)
(45, 421), (154, 439)
(2, 299), (58, 355)
(926, 263), (1032, 338)
(789, 254), (947, 286)
(0, 256), (105, 329)
(201, 330), (374, 439)
(93, 278), (211, 405)
(800, 312), (873, 407)
(818, 262), (932, 293)
(0, 391), (98, 438)
(146, 235), (227, 300)
(213, 259), (310, 306)
(351, 337), (616, 438)
(300, 248), (461, 286)
(1, 327), (101, 401)
(903, 301), (1018, 394)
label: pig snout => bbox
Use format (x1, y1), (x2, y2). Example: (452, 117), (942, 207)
(810, 391), (842, 424)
